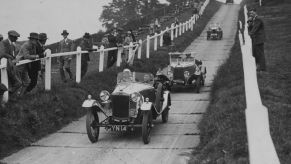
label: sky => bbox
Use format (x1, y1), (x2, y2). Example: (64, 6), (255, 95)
(0, 0), (169, 44)
(0, 0), (109, 44)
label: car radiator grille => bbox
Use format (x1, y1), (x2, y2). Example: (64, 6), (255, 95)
(111, 95), (130, 119)
(173, 68), (185, 80)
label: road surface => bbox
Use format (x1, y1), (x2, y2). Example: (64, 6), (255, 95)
(1, 3), (240, 164)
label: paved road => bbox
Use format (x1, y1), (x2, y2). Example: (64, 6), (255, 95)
(1, 3), (240, 164)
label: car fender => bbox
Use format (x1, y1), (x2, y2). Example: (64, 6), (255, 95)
(141, 102), (153, 111)
(82, 99), (101, 108)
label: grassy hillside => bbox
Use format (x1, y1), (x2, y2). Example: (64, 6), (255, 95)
(190, 0), (291, 163)
(0, 0), (221, 159)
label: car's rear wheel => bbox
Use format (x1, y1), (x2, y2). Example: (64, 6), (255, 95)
(86, 109), (100, 143)
(142, 111), (152, 144)
(162, 107), (169, 123)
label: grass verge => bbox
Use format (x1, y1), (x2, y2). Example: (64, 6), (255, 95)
(0, 0), (221, 159)
(190, 0), (291, 163)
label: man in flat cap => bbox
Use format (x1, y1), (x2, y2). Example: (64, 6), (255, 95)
(38, 33), (48, 81)
(248, 8), (266, 72)
(16, 32), (40, 96)
(24, 33), (47, 93)
(58, 30), (74, 82)
(0, 30), (22, 94)
(79, 33), (93, 78)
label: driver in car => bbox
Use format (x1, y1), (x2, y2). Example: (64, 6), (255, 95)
(120, 69), (133, 82)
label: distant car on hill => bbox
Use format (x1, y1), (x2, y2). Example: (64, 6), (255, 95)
(207, 23), (223, 40)
(226, 0), (234, 3)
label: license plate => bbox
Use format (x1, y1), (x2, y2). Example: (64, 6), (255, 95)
(111, 125), (127, 131)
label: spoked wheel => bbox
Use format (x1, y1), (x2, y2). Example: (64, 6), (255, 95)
(142, 111), (152, 144)
(195, 76), (201, 93)
(86, 110), (100, 143)
(162, 107), (169, 123)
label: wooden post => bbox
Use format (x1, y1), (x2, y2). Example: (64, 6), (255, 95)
(138, 39), (142, 59)
(179, 23), (182, 36)
(191, 17), (194, 31)
(117, 46), (123, 66)
(154, 33), (158, 51)
(175, 24), (178, 38)
(99, 45), (104, 72)
(146, 35), (150, 58)
(160, 31), (164, 47)
(45, 49), (52, 90)
(171, 23), (174, 41)
(76, 47), (81, 83)
(1, 58), (8, 103)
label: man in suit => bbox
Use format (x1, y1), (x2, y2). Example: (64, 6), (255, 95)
(79, 33), (93, 78)
(0, 30), (22, 94)
(248, 8), (266, 72)
(16, 32), (40, 96)
(25, 33), (47, 93)
(58, 30), (74, 82)
(0, 34), (3, 42)
(107, 30), (118, 68)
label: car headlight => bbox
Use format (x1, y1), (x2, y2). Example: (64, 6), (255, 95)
(100, 90), (110, 102)
(131, 92), (141, 102)
(184, 71), (190, 78)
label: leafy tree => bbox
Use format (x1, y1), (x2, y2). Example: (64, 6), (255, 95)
(100, 0), (163, 29)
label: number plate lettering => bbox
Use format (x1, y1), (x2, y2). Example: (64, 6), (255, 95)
(111, 125), (127, 131)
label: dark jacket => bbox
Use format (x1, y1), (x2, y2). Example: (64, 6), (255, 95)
(79, 38), (93, 61)
(248, 16), (266, 45)
(0, 39), (16, 59)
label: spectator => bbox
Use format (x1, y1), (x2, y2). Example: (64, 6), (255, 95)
(129, 30), (136, 42)
(79, 33), (93, 78)
(0, 30), (22, 94)
(101, 33), (109, 48)
(0, 34), (3, 42)
(16, 32), (39, 96)
(248, 8), (266, 72)
(24, 33), (47, 93)
(107, 30), (118, 68)
(58, 30), (74, 82)
(38, 33), (48, 80)
(123, 31), (133, 63)
(163, 31), (171, 46)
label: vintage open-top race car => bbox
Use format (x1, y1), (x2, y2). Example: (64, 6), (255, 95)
(82, 69), (171, 144)
(158, 52), (206, 93)
(207, 23), (223, 40)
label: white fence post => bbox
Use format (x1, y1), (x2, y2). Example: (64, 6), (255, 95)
(154, 33), (158, 51)
(1, 58), (8, 103)
(160, 31), (164, 47)
(138, 39), (142, 59)
(179, 23), (182, 36)
(128, 42), (134, 64)
(146, 35), (150, 58)
(117, 46), (123, 66)
(45, 49), (52, 91)
(171, 24), (174, 41)
(76, 47), (81, 83)
(175, 24), (178, 38)
(182, 23), (185, 33)
(186, 21), (188, 31)
(99, 45), (104, 72)
(191, 17), (194, 31)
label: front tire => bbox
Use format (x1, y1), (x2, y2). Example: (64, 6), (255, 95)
(162, 107), (169, 123)
(86, 110), (100, 143)
(142, 111), (152, 144)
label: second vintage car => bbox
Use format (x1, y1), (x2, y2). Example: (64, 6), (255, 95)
(82, 69), (171, 144)
(207, 23), (223, 40)
(157, 52), (207, 93)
